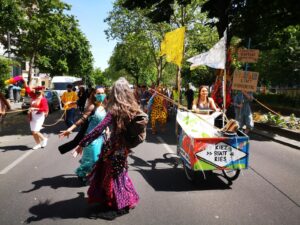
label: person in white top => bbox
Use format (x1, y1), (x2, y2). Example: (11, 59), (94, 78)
(192, 85), (219, 114)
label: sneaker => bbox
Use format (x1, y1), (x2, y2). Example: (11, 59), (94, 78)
(32, 144), (42, 150)
(41, 138), (48, 148)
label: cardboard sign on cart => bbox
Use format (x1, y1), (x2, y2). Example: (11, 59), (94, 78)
(176, 110), (249, 171)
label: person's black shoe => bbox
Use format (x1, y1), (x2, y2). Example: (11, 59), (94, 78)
(97, 210), (119, 220)
(89, 207), (130, 220)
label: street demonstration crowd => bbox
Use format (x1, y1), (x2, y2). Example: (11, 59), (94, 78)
(0, 76), (254, 220)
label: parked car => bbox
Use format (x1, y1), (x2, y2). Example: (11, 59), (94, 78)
(21, 90), (61, 113)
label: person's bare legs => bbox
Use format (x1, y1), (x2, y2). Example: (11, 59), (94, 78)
(36, 131), (48, 147)
(32, 132), (41, 144)
(36, 132), (46, 141)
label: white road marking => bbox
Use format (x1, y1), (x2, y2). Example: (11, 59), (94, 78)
(0, 149), (35, 174)
(156, 136), (176, 154)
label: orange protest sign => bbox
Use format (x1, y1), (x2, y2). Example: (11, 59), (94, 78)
(237, 49), (259, 63)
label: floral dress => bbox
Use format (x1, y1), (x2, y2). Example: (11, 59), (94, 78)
(79, 112), (139, 210)
(75, 106), (106, 179)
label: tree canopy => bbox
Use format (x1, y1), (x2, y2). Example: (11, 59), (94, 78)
(0, 0), (94, 83)
(116, 0), (300, 87)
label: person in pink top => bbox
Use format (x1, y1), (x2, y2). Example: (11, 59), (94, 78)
(23, 80), (49, 150)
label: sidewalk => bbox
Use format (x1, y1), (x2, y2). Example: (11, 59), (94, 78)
(252, 128), (300, 150)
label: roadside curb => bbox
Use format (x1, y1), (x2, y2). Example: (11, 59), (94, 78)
(252, 126), (300, 150)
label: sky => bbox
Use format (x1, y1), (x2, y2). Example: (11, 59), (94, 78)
(63, 0), (117, 70)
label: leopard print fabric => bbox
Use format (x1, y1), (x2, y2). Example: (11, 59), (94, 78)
(150, 95), (167, 133)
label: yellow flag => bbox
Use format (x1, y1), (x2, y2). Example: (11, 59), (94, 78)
(160, 27), (185, 67)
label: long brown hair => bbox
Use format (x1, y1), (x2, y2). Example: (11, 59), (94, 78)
(107, 77), (140, 133)
(196, 85), (209, 106)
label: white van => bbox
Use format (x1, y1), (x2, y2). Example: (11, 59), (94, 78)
(50, 76), (82, 97)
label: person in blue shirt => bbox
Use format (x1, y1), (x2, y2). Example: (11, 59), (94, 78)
(233, 90), (254, 134)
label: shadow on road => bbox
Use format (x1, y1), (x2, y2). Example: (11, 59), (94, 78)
(145, 116), (178, 146)
(25, 192), (89, 223)
(129, 154), (231, 192)
(0, 145), (31, 152)
(21, 174), (85, 193)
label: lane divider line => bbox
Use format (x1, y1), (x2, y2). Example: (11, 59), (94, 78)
(0, 149), (35, 175)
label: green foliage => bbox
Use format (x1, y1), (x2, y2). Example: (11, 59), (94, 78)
(0, 0), (93, 82)
(106, 0), (221, 87)
(252, 25), (300, 87)
(160, 63), (177, 86)
(122, 0), (192, 23)
(107, 24), (157, 85)
(0, 57), (19, 91)
(91, 68), (112, 87)
(266, 112), (286, 127)
(202, 0), (300, 44)
(287, 114), (300, 130)
(0, 0), (25, 40)
(255, 93), (300, 109)
(265, 112), (300, 130)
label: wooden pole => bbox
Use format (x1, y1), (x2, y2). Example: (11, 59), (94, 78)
(177, 67), (181, 105)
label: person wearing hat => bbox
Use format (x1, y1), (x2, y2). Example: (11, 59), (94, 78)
(23, 81), (49, 150)
(61, 84), (78, 127)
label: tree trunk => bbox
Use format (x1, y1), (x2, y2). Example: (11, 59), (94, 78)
(156, 57), (163, 86)
(176, 67), (182, 104)
(28, 55), (35, 85)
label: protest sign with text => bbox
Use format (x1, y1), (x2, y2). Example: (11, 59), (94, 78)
(237, 49), (259, 63)
(232, 70), (259, 92)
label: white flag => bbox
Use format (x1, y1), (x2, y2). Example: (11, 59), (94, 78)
(187, 31), (226, 69)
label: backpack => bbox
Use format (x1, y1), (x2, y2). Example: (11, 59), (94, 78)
(125, 111), (149, 148)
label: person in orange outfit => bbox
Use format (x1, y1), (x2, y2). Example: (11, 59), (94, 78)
(149, 87), (168, 134)
(61, 84), (78, 127)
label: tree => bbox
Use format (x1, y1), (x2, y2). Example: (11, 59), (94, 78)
(90, 68), (112, 87)
(108, 39), (156, 85)
(202, 0), (300, 47)
(0, 57), (19, 92)
(253, 25), (300, 87)
(105, 1), (170, 85)
(0, 0), (25, 55)
(107, 0), (220, 87)
(122, 0), (192, 23)
(0, 0), (94, 83)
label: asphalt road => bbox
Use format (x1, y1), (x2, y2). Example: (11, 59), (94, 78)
(0, 111), (299, 225)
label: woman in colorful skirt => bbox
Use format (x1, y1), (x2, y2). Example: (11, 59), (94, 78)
(73, 77), (141, 220)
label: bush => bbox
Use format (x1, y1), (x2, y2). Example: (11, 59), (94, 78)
(0, 57), (20, 92)
(254, 93), (300, 108)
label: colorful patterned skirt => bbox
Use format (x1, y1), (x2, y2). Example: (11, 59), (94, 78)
(87, 150), (139, 210)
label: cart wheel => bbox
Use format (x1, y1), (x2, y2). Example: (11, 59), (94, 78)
(222, 169), (240, 181)
(183, 162), (196, 182)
